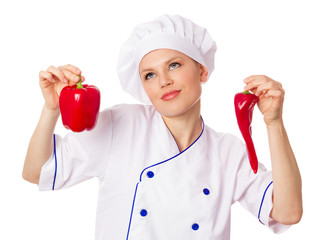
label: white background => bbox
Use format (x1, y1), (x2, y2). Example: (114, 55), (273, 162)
(0, 0), (320, 239)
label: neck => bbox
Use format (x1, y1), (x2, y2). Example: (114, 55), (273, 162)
(162, 100), (203, 152)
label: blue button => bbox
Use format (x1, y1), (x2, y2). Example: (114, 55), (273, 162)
(140, 209), (148, 217)
(147, 171), (154, 178)
(203, 188), (210, 195)
(192, 223), (199, 230)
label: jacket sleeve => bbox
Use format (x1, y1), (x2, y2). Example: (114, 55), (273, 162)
(231, 137), (291, 234)
(38, 109), (113, 191)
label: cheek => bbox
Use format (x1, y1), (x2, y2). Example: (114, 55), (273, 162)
(185, 76), (203, 98)
(185, 73), (202, 89)
(191, 85), (202, 99)
(142, 83), (156, 99)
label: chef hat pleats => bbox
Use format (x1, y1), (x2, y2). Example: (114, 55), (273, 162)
(117, 14), (217, 104)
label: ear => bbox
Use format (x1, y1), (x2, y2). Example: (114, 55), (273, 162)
(199, 64), (208, 83)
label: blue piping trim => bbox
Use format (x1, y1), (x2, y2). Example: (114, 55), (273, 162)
(126, 117), (205, 238)
(139, 117), (204, 181)
(126, 183), (139, 240)
(52, 134), (57, 191)
(258, 181), (273, 224)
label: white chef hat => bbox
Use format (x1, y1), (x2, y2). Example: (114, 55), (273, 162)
(117, 14), (217, 104)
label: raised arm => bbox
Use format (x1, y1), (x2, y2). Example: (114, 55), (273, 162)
(22, 65), (84, 184)
(244, 75), (303, 225)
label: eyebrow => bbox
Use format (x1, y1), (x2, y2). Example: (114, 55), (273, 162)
(140, 56), (183, 74)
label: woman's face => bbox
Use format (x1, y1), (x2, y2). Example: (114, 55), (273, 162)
(139, 49), (208, 118)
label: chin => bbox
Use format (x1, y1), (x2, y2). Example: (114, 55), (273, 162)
(153, 99), (200, 118)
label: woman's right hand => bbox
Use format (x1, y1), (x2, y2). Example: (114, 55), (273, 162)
(39, 64), (85, 111)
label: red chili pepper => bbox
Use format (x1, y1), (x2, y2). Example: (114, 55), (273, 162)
(234, 91), (259, 174)
(59, 75), (100, 132)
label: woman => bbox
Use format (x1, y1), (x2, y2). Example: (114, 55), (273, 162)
(23, 14), (302, 240)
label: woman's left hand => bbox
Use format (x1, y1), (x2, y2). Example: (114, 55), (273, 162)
(243, 75), (285, 126)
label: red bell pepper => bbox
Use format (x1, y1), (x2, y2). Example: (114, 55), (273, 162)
(59, 75), (100, 132)
(234, 91), (259, 174)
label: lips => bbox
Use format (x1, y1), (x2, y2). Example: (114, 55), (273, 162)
(161, 90), (181, 101)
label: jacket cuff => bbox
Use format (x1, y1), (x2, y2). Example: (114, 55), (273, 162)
(38, 134), (58, 191)
(258, 181), (291, 233)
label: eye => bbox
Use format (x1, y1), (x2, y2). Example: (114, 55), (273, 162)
(169, 62), (181, 70)
(145, 72), (156, 80)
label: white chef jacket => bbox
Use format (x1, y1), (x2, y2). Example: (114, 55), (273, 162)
(39, 104), (289, 239)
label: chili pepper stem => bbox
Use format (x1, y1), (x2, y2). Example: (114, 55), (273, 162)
(76, 75), (83, 89)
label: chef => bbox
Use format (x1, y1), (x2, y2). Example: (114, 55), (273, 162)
(23, 14), (302, 240)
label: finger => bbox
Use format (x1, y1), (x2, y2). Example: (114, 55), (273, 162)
(274, 80), (283, 90)
(243, 76), (266, 92)
(244, 80), (263, 92)
(39, 71), (54, 83)
(46, 66), (65, 83)
(257, 81), (284, 96)
(243, 75), (267, 83)
(255, 81), (275, 97)
(59, 64), (82, 75)
(265, 89), (284, 98)
(244, 75), (280, 93)
(60, 68), (81, 84)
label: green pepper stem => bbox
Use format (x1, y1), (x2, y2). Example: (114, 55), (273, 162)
(243, 90), (252, 94)
(76, 75), (83, 89)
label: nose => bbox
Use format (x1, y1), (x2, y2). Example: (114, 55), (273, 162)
(159, 72), (173, 88)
